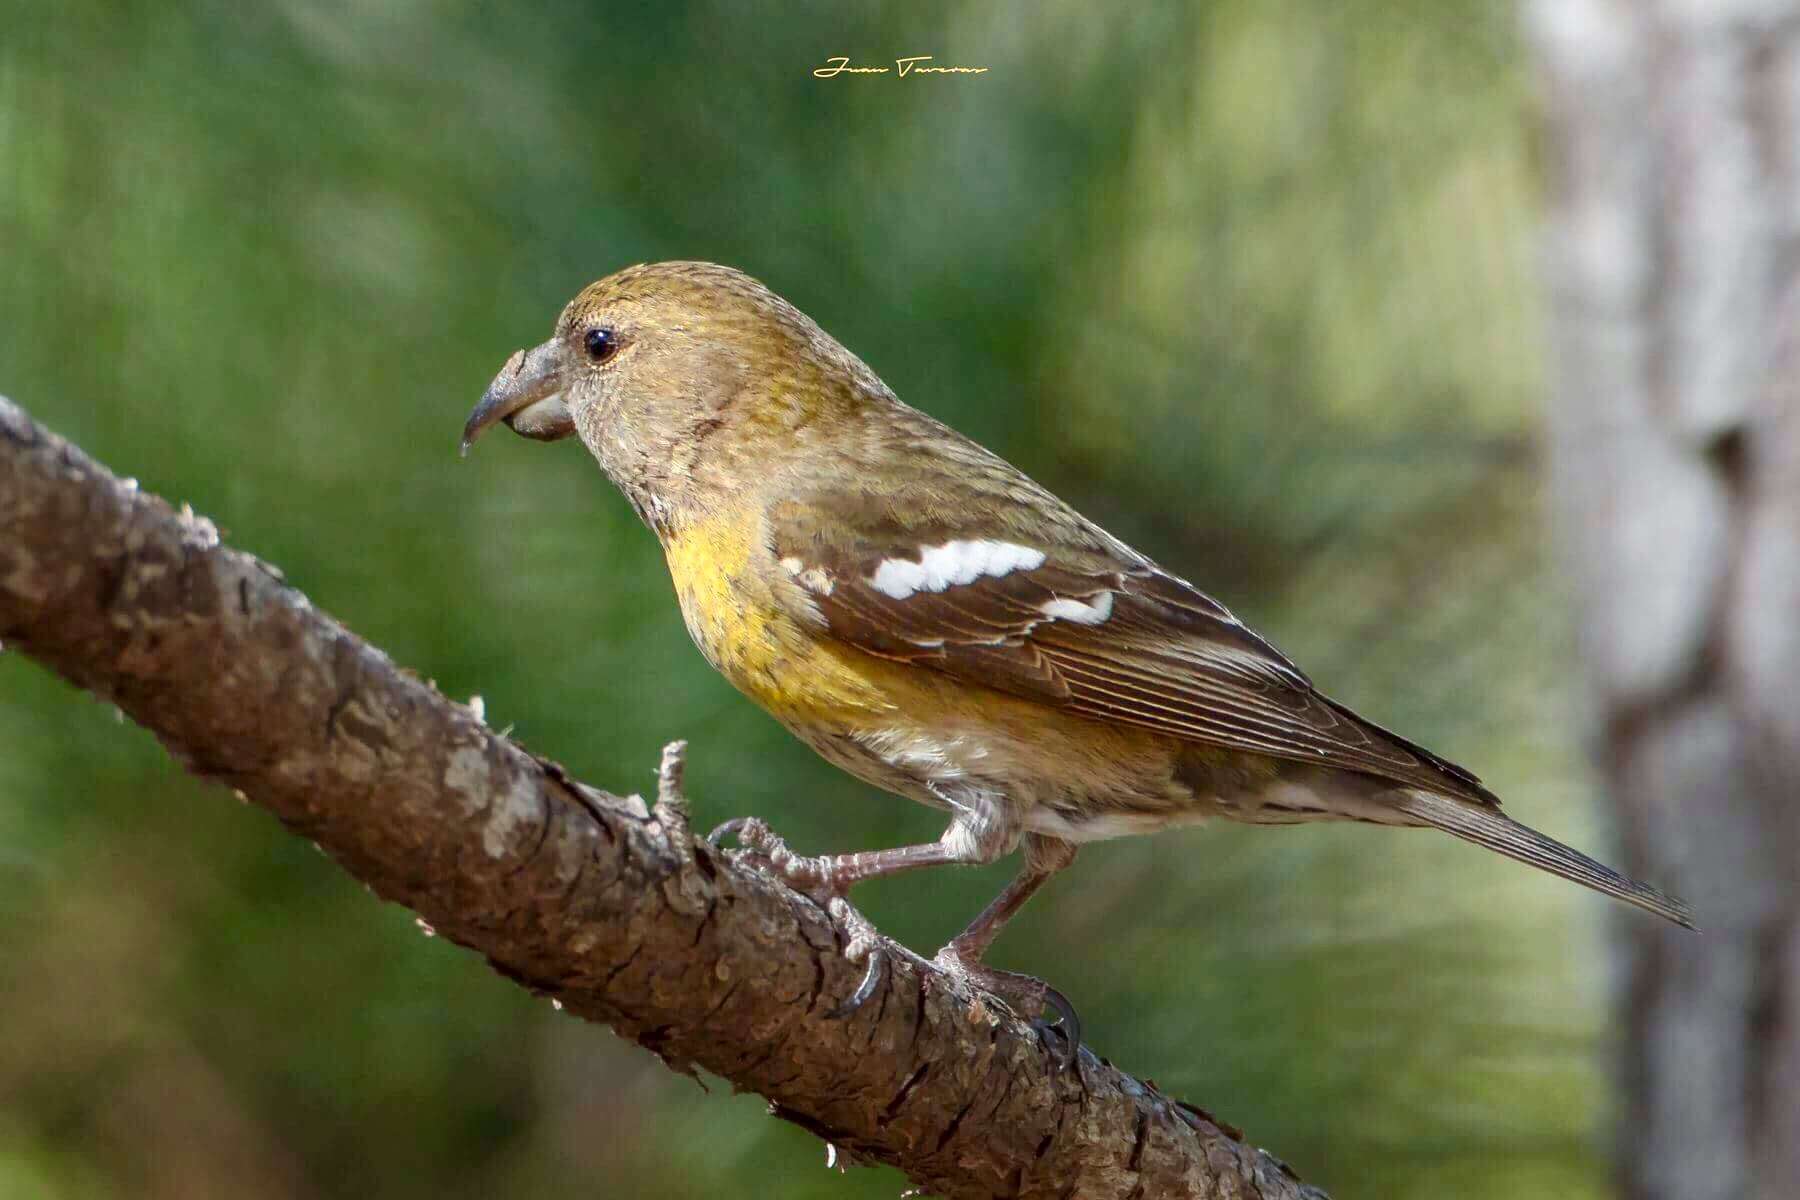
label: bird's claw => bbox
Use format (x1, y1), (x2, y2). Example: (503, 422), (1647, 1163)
(705, 815), (839, 894)
(709, 818), (889, 1019)
(932, 946), (1082, 1071)
(824, 896), (888, 1020)
(1032, 983), (1082, 1071)
(706, 815), (782, 879)
(706, 814), (761, 850)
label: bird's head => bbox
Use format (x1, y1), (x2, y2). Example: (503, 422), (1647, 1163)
(461, 260), (883, 532)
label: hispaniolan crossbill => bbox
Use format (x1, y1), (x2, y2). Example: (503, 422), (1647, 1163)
(462, 261), (1693, 1052)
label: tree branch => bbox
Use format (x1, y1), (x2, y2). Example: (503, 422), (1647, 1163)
(0, 395), (1326, 1200)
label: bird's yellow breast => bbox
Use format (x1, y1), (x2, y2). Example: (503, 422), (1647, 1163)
(661, 509), (895, 721)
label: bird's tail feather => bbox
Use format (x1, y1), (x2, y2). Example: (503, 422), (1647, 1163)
(1392, 790), (1696, 930)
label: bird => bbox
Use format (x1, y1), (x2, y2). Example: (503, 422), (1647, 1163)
(461, 260), (1694, 1054)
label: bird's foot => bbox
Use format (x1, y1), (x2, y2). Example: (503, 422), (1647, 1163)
(708, 816), (890, 1020)
(932, 943), (1082, 1070)
(824, 896), (888, 1019)
(707, 815), (852, 894)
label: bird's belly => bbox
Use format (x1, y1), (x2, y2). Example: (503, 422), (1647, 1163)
(784, 673), (1218, 840)
(1022, 803), (1216, 842)
(788, 722), (954, 810)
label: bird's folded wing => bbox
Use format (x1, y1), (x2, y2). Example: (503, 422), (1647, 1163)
(766, 499), (1496, 805)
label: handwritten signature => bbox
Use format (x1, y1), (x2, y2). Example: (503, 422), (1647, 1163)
(813, 56), (989, 78)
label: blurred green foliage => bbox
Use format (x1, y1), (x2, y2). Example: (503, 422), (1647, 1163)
(0, 3), (1618, 1197)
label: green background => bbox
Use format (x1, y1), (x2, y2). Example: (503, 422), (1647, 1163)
(0, 3), (1619, 1197)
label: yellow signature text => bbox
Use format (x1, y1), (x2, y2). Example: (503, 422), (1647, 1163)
(813, 56), (989, 78)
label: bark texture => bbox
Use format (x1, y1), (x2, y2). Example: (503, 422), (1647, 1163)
(0, 395), (1326, 1200)
(1528, 3), (1800, 1197)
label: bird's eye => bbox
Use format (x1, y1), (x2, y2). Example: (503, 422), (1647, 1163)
(583, 326), (619, 363)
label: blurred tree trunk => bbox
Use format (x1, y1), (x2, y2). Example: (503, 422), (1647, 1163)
(1528, 3), (1800, 1198)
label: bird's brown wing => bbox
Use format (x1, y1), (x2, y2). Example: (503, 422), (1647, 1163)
(766, 499), (1497, 805)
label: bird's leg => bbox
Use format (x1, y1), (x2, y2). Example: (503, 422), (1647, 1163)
(707, 815), (972, 895)
(709, 782), (1021, 895)
(939, 834), (1077, 963)
(708, 788), (1022, 1022)
(932, 833), (1082, 1065)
